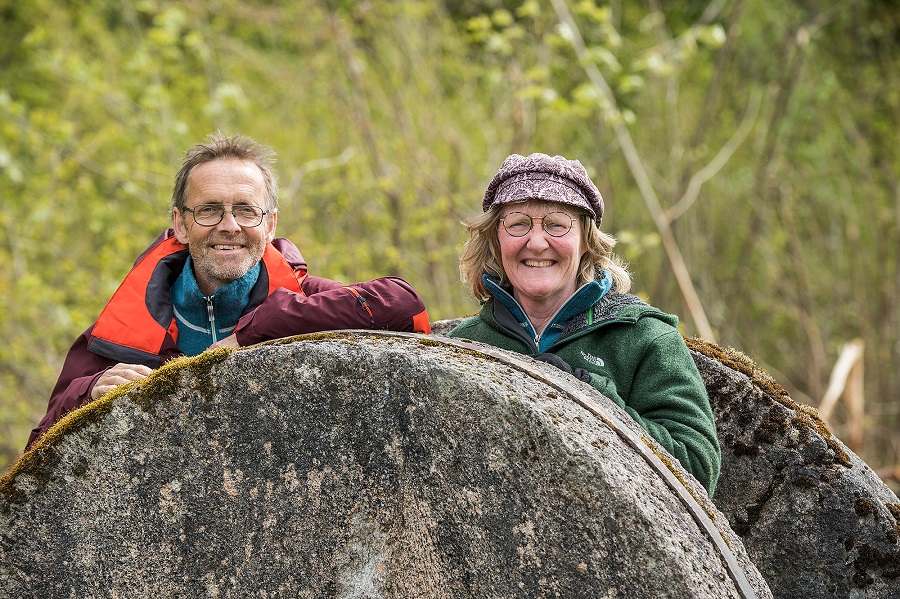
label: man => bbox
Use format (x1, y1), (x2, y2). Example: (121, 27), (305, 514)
(27, 133), (431, 449)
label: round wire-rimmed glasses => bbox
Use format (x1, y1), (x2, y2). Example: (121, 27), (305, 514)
(500, 211), (576, 237)
(184, 204), (268, 227)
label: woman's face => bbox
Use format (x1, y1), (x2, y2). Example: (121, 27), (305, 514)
(498, 200), (585, 312)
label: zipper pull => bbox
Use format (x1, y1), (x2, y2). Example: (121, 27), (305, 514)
(206, 296), (218, 343)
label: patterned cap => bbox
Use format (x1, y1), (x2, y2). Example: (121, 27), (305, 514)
(482, 153), (604, 225)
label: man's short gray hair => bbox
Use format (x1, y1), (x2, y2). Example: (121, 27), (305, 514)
(171, 133), (278, 216)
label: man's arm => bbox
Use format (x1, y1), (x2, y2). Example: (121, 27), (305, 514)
(234, 275), (430, 346)
(25, 326), (150, 450)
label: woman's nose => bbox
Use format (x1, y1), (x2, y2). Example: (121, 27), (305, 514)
(525, 225), (550, 249)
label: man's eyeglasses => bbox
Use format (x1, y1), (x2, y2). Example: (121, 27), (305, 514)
(183, 204), (268, 227)
(500, 211), (576, 238)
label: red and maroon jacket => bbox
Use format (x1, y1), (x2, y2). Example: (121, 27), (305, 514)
(27, 229), (430, 449)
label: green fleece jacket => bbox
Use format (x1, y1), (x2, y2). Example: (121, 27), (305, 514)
(448, 286), (721, 496)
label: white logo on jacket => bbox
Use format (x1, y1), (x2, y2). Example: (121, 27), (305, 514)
(580, 350), (605, 367)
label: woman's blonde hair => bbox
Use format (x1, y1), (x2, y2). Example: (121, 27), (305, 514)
(459, 200), (631, 301)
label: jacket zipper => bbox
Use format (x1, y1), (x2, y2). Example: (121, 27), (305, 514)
(495, 303), (620, 355)
(206, 296), (218, 344)
(492, 284), (577, 352)
(344, 287), (376, 328)
(487, 284), (539, 352)
(533, 301), (577, 350)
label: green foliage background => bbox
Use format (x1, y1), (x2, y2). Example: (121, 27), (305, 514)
(1, 0), (897, 486)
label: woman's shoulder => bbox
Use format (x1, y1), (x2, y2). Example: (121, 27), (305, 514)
(594, 292), (680, 329)
(446, 313), (487, 337)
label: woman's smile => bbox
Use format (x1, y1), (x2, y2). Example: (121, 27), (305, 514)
(499, 200), (585, 315)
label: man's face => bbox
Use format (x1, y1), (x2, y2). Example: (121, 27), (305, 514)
(173, 158), (276, 296)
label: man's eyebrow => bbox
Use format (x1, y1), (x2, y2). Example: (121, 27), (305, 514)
(195, 199), (257, 205)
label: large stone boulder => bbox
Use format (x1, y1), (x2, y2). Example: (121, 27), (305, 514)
(0, 332), (768, 598)
(432, 319), (900, 598)
(686, 338), (900, 599)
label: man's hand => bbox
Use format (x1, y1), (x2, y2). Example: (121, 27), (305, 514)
(208, 334), (239, 350)
(91, 363), (153, 399)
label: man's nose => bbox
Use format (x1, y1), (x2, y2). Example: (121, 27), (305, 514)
(216, 208), (243, 232)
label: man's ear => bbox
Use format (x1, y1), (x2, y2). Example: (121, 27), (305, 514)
(265, 211), (277, 243)
(173, 209), (190, 245)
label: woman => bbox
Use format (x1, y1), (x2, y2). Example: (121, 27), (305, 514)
(448, 153), (721, 496)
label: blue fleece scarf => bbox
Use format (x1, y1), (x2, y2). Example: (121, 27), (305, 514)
(483, 270), (612, 352)
(171, 258), (261, 356)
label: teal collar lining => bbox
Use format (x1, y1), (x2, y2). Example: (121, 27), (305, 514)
(483, 270), (611, 352)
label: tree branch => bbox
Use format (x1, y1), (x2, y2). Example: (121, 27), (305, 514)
(666, 88), (761, 223)
(549, 0), (716, 342)
(282, 147), (357, 204)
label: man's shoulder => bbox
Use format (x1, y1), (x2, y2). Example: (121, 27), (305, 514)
(270, 237), (308, 271)
(131, 229), (183, 266)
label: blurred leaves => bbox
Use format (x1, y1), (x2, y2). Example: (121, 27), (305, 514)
(0, 0), (897, 490)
